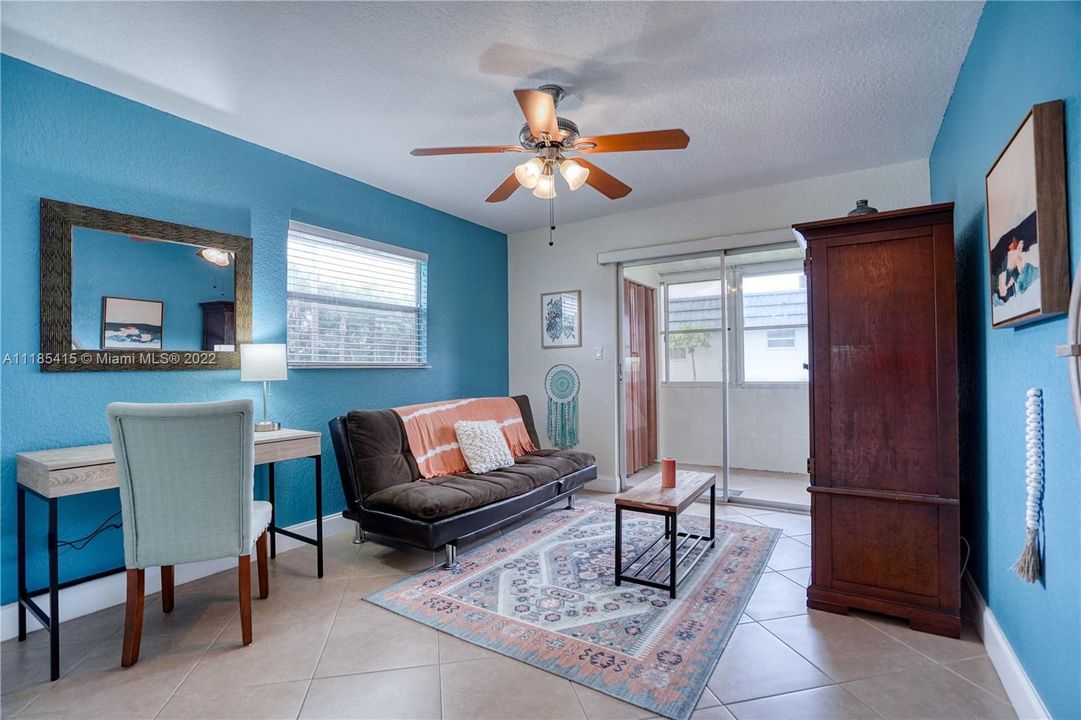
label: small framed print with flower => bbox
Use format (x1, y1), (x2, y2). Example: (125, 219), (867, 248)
(541, 290), (581, 348)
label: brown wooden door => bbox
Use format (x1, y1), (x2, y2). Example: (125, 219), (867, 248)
(623, 279), (658, 475)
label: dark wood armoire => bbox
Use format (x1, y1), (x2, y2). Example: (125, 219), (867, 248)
(793, 203), (961, 638)
(200, 301), (235, 351)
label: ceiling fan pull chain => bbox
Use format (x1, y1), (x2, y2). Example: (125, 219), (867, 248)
(549, 192), (555, 247)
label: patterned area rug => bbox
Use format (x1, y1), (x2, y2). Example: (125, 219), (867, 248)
(366, 500), (780, 720)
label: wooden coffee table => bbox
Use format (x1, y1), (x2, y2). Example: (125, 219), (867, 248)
(614, 470), (716, 598)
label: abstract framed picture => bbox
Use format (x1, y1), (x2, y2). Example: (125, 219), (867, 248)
(985, 100), (1069, 329)
(541, 290), (582, 348)
(101, 296), (164, 349)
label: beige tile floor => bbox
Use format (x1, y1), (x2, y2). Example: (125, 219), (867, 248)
(626, 465), (810, 508)
(1, 490), (1014, 720)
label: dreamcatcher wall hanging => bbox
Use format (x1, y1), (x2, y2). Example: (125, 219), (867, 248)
(545, 363), (580, 449)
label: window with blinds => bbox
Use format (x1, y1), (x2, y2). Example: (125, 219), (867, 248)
(286, 221), (428, 367)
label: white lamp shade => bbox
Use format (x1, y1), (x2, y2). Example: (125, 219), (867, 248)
(240, 343), (288, 381)
(514, 158), (544, 189)
(532, 173), (557, 199)
(559, 159), (589, 191)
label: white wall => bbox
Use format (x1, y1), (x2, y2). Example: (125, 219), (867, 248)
(508, 159), (930, 488)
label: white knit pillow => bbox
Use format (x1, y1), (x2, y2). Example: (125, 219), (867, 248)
(455, 420), (516, 474)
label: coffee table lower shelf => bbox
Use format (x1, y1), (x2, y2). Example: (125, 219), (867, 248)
(615, 528), (715, 597)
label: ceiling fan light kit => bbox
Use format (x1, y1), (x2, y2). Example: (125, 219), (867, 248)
(410, 83), (690, 206)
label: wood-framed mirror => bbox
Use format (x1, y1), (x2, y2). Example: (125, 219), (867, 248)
(39, 198), (253, 372)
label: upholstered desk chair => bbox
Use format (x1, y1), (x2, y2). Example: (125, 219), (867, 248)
(107, 400), (272, 667)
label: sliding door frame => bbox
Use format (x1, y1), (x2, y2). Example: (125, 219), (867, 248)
(616, 251), (729, 503)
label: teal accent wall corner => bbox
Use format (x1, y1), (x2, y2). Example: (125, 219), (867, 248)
(929, 3), (1081, 717)
(1, 56), (509, 605)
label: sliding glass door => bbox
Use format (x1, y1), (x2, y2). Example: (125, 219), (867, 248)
(617, 244), (810, 510)
(723, 248), (810, 508)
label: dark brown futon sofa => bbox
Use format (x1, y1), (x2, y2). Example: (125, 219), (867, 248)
(328, 395), (596, 568)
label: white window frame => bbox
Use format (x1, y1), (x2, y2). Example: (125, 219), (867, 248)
(660, 274), (726, 387)
(731, 260), (807, 386)
(286, 220), (429, 368)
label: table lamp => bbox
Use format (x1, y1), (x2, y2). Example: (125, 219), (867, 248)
(240, 343), (287, 432)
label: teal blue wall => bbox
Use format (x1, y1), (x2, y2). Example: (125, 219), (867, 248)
(72, 228), (236, 350)
(1, 56), (509, 604)
(929, 3), (1081, 717)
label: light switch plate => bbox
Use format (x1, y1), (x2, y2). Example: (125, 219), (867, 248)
(594, 346), (604, 360)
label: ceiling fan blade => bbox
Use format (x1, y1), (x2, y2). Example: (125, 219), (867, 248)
(573, 158), (632, 199)
(576, 129), (690, 153)
(514, 89), (560, 141)
(485, 173), (521, 203)
(411, 145), (524, 156)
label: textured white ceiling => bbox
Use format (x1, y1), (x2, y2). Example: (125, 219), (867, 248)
(1, 1), (982, 234)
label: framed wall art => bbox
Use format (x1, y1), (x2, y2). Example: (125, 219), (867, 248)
(985, 100), (1069, 328)
(101, 296), (164, 349)
(541, 290), (582, 348)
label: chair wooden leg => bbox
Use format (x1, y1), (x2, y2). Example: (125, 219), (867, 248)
(255, 531), (269, 600)
(121, 569), (145, 668)
(161, 565), (174, 613)
(238, 555), (252, 646)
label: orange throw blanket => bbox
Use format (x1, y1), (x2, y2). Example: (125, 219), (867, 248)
(394, 397), (538, 478)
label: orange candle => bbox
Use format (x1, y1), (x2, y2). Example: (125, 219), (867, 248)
(661, 457), (677, 488)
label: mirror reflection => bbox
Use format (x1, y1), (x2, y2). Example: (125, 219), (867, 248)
(71, 227), (236, 351)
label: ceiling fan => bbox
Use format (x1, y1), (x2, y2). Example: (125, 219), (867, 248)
(410, 84), (690, 203)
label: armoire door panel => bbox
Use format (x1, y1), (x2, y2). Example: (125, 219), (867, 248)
(824, 235), (941, 496)
(829, 495), (940, 599)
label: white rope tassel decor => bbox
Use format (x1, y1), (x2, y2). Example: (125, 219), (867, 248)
(1012, 387), (1044, 583)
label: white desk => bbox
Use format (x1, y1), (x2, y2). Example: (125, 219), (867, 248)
(15, 428), (323, 681)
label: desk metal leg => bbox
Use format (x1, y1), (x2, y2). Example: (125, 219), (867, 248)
(314, 455), (323, 579)
(614, 506), (623, 586)
(48, 498), (60, 681)
(268, 463), (276, 559)
(261, 456), (323, 578)
(17, 485), (26, 641)
(668, 512), (678, 599)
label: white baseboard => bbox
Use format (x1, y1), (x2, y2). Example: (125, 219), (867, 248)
(963, 573), (1051, 720)
(1, 513), (352, 642)
(586, 475), (620, 493)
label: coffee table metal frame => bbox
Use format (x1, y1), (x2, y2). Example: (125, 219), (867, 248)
(614, 479), (716, 599)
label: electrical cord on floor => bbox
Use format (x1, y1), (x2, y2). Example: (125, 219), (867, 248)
(57, 511), (123, 550)
(960, 535), (971, 577)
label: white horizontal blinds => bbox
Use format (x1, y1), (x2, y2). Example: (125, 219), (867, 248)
(287, 222), (428, 366)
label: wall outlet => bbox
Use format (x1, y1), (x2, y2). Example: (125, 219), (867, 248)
(594, 346), (604, 361)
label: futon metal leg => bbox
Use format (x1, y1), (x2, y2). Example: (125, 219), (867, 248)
(566, 493), (576, 510)
(443, 543), (459, 570)
(352, 522), (367, 545)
